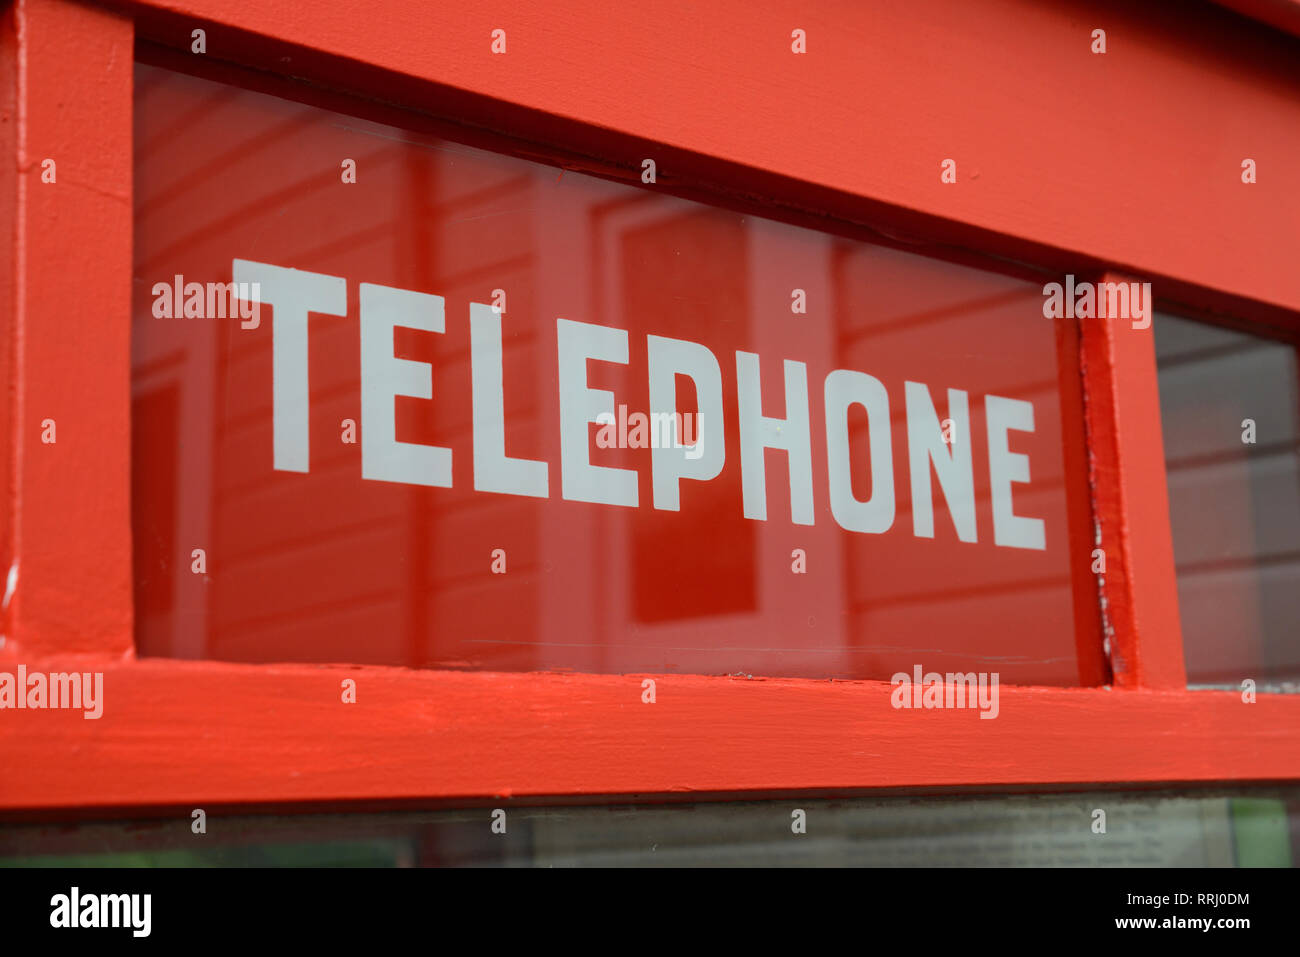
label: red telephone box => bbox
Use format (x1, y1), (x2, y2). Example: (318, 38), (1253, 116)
(1, 0), (1298, 865)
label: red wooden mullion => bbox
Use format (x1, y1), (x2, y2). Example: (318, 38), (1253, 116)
(2, 0), (134, 661)
(1080, 272), (1186, 689)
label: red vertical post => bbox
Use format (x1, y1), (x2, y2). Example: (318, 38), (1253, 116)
(1080, 271), (1187, 689)
(3, 0), (135, 659)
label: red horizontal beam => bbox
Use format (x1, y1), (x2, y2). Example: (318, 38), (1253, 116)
(111, 0), (1300, 325)
(1, 659), (1296, 812)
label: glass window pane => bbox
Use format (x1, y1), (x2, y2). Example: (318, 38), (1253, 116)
(131, 58), (1102, 684)
(3, 788), (1296, 866)
(1154, 311), (1300, 689)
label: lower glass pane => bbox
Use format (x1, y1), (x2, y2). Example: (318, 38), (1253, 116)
(3, 787), (1296, 867)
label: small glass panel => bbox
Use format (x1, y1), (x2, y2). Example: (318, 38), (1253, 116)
(1154, 311), (1300, 689)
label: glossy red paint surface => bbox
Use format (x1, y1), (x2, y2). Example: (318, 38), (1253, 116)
(118, 0), (1300, 324)
(1, 0), (134, 659)
(2, 0), (1297, 814)
(131, 61), (1102, 684)
(2, 662), (1298, 814)
(1080, 279), (1187, 690)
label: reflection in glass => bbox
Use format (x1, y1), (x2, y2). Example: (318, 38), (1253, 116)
(1154, 312), (1300, 689)
(131, 59), (1101, 684)
(3, 788), (1296, 867)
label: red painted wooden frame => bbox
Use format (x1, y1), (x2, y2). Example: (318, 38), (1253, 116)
(2, 0), (1299, 815)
